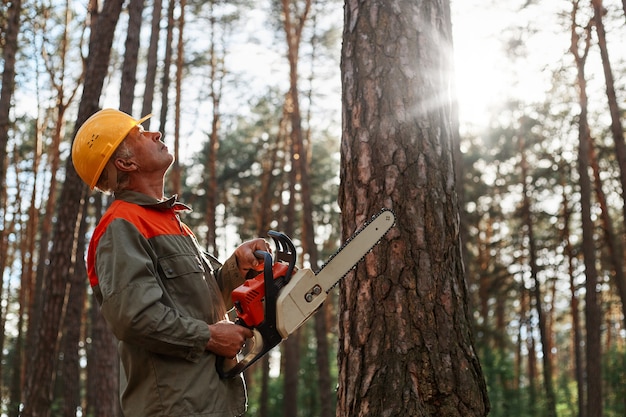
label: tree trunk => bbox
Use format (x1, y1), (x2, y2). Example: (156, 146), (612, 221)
(591, 0), (626, 327)
(590, 0), (626, 328)
(0, 1), (21, 333)
(569, 3), (603, 415)
(561, 177), (586, 417)
(4, 142), (26, 414)
(204, 0), (224, 256)
(519, 136), (557, 417)
(87, 297), (121, 417)
(337, 1), (489, 416)
(61, 205), (89, 416)
(259, 355), (271, 417)
(589, 132), (626, 331)
(141, 0), (163, 129)
(86, 195), (121, 417)
(158, 0), (175, 134)
(516, 287), (528, 393)
(21, 0), (126, 415)
(578, 90), (603, 417)
(527, 323), (538, 415)
(11, 117), (42, 414)
(28, 0), (84, 368)
(171, 0), (185, 196)
(119, 0), (144, 114)
(279, 1), (313, 415)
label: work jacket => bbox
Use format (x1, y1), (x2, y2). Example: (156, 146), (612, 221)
(87, 190), (247, 417)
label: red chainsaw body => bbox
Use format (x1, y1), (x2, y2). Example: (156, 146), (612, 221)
(232, 262), (290, 327)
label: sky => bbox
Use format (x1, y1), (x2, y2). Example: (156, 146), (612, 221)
(450, 0), (570, 129)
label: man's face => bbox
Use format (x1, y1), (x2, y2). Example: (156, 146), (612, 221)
(122, 125), (174, 175)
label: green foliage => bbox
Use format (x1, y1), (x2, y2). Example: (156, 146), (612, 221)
(603, 346), (626, 417)
(477, 342), (523, 417)
(555, 373), (578, 417)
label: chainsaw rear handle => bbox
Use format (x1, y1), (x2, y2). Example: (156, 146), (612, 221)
(266, 231), (296, 282)
(216, 232), (297, 378)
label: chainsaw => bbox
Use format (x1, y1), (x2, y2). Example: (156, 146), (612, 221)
(216, 208), (395, 379)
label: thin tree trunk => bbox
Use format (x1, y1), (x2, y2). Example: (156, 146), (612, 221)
(0, 0), (21, 204)
(86, 195), (121, 417)
(561, 176), (586, 417)
(304, 7), (333, 416)
(562, 180), (585, 417)
(204, 0), (224, 256)
(570, 3), (603, 415)
(9, 112), (42, 414)
(61, 203), (89, 416)
(141, 0), (164, 129)
(0, 2), (21, 355)
(591, 0), (626, 327)
(516, 287), (528, 393)
(158, 0), (176, 134)
(519, 136), (557, 417)
(119, 0), (144, 113)
(3, 142), (24, 413)
(279, 1), (313, 415)
(282, 98), (301, 415)
(588, 133), (626, 330)
(253, 105), (287, 417)
(171, 0), (185, 195)
(527, 323), (538, 415)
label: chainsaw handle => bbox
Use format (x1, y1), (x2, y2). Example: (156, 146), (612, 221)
(267, 231), (296, 283)
(216, 233), (297, 379)
(215, 251), (283, 379)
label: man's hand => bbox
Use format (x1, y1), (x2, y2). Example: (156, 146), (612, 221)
(206, 320), (254, 359)
(233, 238), (272, 278)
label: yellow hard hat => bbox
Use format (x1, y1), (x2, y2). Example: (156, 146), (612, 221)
(71, 108), (151, 189)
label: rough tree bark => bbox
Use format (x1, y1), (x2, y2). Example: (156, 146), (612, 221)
(338, 1), (489, 416)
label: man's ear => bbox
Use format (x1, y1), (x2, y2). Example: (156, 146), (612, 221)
(114, 157), (137, 172)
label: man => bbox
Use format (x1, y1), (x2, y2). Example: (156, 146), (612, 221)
(72, 108), (267, 416)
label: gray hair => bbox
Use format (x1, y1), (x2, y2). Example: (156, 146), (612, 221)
(94, 141), (133, 194)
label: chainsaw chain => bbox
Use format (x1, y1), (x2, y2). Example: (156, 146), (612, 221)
(319, 208), (395, 293)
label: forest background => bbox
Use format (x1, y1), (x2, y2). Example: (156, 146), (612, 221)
(1, 0), (625, 416)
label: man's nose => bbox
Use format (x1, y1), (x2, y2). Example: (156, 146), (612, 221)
(150, 131), (163, 142)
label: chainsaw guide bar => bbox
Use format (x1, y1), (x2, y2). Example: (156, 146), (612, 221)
(216, 208), (396, 378)
(316, 208), (396, 293)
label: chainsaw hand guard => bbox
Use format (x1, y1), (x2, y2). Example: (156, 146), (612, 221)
(216, 232), (296, 379)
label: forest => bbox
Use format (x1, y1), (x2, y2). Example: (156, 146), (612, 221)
(1, 0), (625, 416)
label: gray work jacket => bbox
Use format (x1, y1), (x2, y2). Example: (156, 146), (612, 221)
(87, 190), (247, 416)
